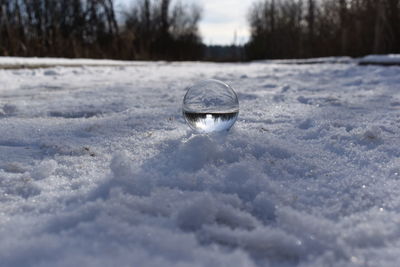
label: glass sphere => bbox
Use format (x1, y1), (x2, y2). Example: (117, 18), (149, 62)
(182, 79), (239, 133)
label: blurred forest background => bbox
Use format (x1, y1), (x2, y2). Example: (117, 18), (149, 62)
(0, 0), (399, 61)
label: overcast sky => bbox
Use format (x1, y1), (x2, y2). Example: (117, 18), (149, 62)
(115, 0), (254, 45)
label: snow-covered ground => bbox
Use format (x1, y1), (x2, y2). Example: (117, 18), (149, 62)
(1, 57), (400, 266)
(0, 56), (142, 69)
(359, 54), (400, 65)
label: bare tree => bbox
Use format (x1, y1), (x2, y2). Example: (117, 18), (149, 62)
(123, 0), (203, 60)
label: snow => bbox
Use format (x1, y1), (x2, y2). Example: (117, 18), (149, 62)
(359, 54), (400, 65)
(1, 57), (400, 266)
(0, 56), (142, 69)
(260, 56), (354, 65)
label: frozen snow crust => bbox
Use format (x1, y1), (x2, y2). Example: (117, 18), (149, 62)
(1, 59), (400, 266)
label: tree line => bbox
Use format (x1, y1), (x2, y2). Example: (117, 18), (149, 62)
(0, 0), (203, 60)
(246, 0), (400, 60)
(1, 0), (399, 61)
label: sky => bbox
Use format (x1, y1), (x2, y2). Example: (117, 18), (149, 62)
(116, 0), (254, 45)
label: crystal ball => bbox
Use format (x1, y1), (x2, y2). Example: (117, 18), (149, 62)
(182, 79), (239, 133)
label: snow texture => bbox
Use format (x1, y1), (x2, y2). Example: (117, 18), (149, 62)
(1, 56), (400, 266)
